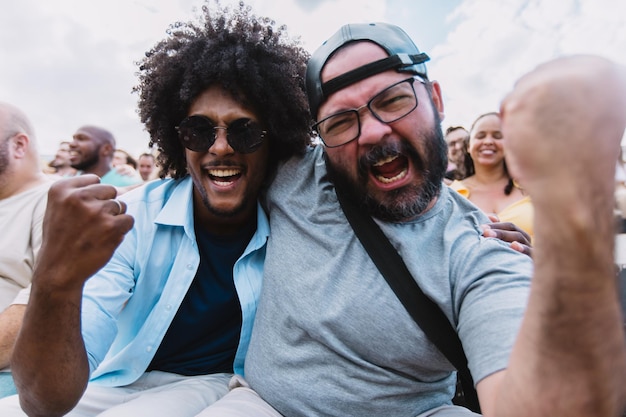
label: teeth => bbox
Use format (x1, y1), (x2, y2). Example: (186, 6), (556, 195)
(214, 178), (235, 186)
(373, 155), (398, 167)
(376, 168), (407, 184)
(208, 169), (241, 177)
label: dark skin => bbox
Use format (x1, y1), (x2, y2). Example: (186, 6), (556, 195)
(12, 175), (132, 417)
(483, 216), (532, 257)
(69, 126), (115, 178)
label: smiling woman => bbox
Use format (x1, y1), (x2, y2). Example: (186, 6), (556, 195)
(448, 111), (534, 239)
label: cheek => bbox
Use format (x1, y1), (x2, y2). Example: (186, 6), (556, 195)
(325, 146), (358, 172)
(184, 152), (202, 174)
(468, 141), (479, 155)
(247, 145), (271, 181)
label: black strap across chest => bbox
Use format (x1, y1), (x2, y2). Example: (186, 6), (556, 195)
(335, 185), (481, 413)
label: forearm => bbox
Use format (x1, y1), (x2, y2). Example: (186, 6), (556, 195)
(0, 304), (26, 369)
(12, 280), (90, 417)
(493, 190), (626, 416)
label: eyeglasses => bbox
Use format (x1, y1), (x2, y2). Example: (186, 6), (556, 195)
(313, 77), (421, 148)
(176, 115), (267, 154)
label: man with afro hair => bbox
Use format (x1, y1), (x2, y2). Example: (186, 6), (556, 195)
(2, 2), (313, 416)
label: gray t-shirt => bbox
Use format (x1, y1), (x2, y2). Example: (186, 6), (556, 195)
(246, 146), (532, 416)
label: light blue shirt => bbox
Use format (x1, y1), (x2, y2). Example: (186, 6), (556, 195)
(81, 176), (268, 386)
(100, 168), (143, 187)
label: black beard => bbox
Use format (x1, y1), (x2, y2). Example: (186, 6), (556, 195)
(70, 152), (100, 171)
(326, 127), (447, 222)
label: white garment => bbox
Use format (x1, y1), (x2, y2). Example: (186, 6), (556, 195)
(0, 181), (50, 310)
(0, 371), (231, 416)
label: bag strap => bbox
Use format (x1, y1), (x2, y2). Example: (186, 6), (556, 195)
(335, 186), (481, 413)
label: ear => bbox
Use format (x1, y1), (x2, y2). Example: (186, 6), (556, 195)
(100, 142), (113, 157)
(10, 133), (29, 159)
(429, 80), (445, 122)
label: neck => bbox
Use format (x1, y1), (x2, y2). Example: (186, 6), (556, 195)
(193, 199), (258, 237)
(0, 171), (48, 200)
(81, 163), (112, 178)
(196, 211), (256, 236)
(57, 165), (76, 176)
(472, 163), (508, 185)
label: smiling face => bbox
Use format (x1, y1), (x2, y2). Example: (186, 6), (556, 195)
(69, 127), (108, 171)
(112, 150), (129, 167)
(50, 142), (71, 168)
(183, 85), (270, 232)
(468, 113), (504, 168)
(318, 42), (447, 221)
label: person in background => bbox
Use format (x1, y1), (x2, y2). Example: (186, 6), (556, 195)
(112, 148), (142, 182)
(112, 149), (138, 170)
(69, 125), (143, 188)
(137, 152), (156, 181)
(449, 112), (533, 240)
(615, 147), (626, 217)
(0, 102), (53, 399)
(444, 125), (469, 182)
(47, 141), (76, 177)
(200, 23), (626, 417)
(3, 2), (311, 416)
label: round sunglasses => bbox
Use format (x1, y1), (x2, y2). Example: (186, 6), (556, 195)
(176, 115), (267, 154)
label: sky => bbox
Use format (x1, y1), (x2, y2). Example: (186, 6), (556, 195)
(1, 0), (625, 158)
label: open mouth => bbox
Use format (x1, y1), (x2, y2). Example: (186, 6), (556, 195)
(370, 154), (409, 184)
(208, 168), (242, 186)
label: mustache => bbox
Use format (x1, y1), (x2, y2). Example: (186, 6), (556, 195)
(202, 160), (244, 169)
(359, 139), (425, 172)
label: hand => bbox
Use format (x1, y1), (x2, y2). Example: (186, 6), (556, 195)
(34, 175), (134, 290)
(500, 55), (626, 202)
(115, 164), (138, 178)
(482, 214), (532, 257)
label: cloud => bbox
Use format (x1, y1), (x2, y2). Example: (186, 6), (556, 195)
(0, 0), (393, 156)
(2, 0), (624, 156)
(431, 0), (626, 130)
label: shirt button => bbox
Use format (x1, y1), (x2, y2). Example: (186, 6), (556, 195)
(165, 304), (172, 311)
(186, 264), (193, 270)
(146, 346), (152, 352)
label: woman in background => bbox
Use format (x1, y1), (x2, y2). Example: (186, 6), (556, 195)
(449, 112), (534, 239)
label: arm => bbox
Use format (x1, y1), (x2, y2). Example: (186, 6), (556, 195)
(11, 175), (134, 417)
(476, 56), (626, 417)
(0, 304), (26, 369)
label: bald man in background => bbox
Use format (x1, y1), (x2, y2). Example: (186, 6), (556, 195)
(69, 125), (142, 188)
(0, 102), (53, 397)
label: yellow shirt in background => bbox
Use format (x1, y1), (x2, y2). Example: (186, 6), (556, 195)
(449, 180), (534, 241)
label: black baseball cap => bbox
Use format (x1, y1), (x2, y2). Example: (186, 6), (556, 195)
(306, 22), (430, 121)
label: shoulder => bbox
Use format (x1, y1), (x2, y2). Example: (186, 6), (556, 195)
(101, 169), (143, 187)
(120, 177), (187, 205)
(268, 145), (326, 195)
(448, 179), (470, 197)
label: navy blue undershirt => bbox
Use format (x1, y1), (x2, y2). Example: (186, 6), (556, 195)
(147, 218), (255, 375)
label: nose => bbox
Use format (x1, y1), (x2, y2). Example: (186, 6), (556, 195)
(356, 109), (392, 146)
(208, 127), (234, 155)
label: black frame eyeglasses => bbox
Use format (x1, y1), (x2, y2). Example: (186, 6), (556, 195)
(176, 115), (267, 154)
(313, 77), (422, 148)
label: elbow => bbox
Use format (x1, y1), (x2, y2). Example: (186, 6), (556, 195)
(14, 374), (86, 417)
(19, 393), (80, 417)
